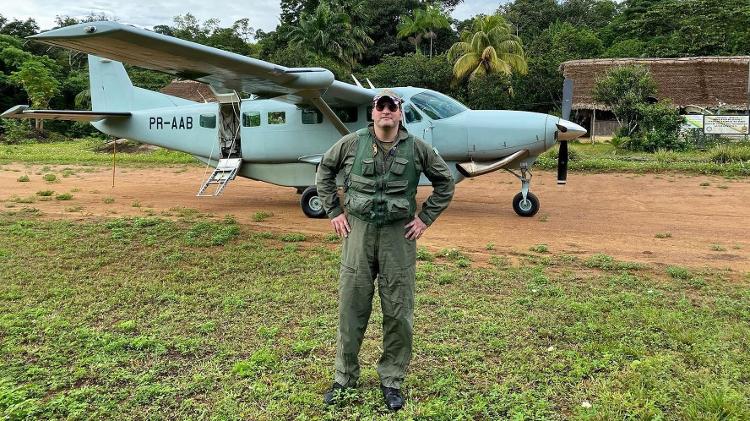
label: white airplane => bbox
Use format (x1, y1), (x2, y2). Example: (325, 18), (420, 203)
(1, 21), (586, 218)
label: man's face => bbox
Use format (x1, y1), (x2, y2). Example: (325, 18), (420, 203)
(372, 97), (402, 130)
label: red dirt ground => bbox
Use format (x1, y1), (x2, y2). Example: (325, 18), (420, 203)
(2, 163), (749, 271)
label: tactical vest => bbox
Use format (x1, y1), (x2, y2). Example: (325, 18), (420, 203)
(345, 128), (420, 224)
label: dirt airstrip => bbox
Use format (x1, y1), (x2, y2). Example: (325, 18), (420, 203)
(2, 163), (749, 271)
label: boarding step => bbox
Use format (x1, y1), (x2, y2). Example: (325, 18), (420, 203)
(196, 158), (243, 197)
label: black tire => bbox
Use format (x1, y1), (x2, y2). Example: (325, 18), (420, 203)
(512, 192), (540, 217)
(301, 186), (326, 218)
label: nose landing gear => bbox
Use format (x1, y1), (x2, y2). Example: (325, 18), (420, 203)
(506, 163), (540, 217)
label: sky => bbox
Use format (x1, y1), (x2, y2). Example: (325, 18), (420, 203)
(1, 0), (502, 35)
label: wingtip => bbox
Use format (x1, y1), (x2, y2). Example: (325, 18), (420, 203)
(1, 105), (29, 118)
(28, 21), (120, 40)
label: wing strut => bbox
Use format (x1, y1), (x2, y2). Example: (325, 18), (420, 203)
(309, 97), (350, 136)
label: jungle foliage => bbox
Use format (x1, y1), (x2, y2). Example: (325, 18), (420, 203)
(0, 0), (748, 146)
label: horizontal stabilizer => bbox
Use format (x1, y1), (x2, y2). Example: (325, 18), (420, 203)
(1, 105), (131, 122)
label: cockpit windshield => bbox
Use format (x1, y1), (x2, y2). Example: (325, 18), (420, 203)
(410, 90), (468, 120)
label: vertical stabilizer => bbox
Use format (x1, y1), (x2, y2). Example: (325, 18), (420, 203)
(88, 55), (134, 112)
(88, 55), (195, 112)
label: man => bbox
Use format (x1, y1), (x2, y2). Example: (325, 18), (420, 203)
(316, 89), (454, 411)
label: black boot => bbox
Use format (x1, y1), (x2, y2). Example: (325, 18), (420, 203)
(380, 386), (404, 411)
(323, 382), (355, 405)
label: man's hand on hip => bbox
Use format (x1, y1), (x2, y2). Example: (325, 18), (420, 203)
(331, 213), (351, 238)
(404, 217), (427, 240)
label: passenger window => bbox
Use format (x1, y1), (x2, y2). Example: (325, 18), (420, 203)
(403, 105), (422, 123)
(301, 108), (323, 124)
(333, 107), (358, 123)
(243, 111), (261, 127)
(199, 114), (216, 128)
(268, 111), (286, 125)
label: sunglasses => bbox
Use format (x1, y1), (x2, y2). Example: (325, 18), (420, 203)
(375, 101), (400, 112)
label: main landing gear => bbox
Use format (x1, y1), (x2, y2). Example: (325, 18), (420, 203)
(506, 163), (539, 217)
(299, 186), (326, 218)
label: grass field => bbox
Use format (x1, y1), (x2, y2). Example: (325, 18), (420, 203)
(0, 139), (197, 166)
(1, 208), (749, 419)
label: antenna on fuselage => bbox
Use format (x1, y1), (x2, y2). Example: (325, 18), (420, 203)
(365, 78), (376, 89)
(351, 74), (363, 88)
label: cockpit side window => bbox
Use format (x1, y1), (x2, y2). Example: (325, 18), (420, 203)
(403, 104), (422, 124)
(410, 91), (468, 120)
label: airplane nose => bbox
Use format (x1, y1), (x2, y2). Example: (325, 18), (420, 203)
(555, 118), (587, 141)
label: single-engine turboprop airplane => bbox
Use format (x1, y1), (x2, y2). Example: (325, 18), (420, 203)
(1, 21), (586, 218)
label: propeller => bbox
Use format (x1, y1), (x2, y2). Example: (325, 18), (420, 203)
(557, 78), (574, 185)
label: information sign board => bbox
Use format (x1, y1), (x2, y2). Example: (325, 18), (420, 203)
(703, 116), (749, 135)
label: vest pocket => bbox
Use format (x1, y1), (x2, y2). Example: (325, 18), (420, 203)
(390, 157), (408, 175)
(345, 191), (374, 216)
(387, 198), (411, 219)
(348, 173), (376, 194)
(385, 179), (408, 195)
(361, 158), (375, 176)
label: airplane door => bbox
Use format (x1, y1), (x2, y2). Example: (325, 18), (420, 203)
(402, 104), (432, 145)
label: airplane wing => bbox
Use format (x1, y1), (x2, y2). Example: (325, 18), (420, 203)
(1, 105), (131, 122)
(29, 21), (376, 107)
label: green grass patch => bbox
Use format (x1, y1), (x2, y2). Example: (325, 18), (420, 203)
(280, 232), (306, 242)
(0, 138), (196, 166)
(55, 193), (73, 201)
(529, 244), (549, 253)
(0, 214), (748, 418)
(655, 232), (672, 238)
(252, 211), (273, 222)
(583, 253), (645, 271)
(35, 190), (54, 197)
(16, 175), (29, 182)
(537, 142), (750, 176)
(42, 173), (56, 182)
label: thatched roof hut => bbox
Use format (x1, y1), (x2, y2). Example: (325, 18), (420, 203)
(160, 80), (217, 103)
(560, 57), (750, 111)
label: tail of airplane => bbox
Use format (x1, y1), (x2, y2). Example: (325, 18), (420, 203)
(88, 55), (194, 112)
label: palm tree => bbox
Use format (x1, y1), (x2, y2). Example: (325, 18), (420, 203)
(287, 2), (373, 70)
(421, 5), (451, 58)
(397, 9), (426, 54)
(447, 15), (528, 86)
(397, 6), (450, 58)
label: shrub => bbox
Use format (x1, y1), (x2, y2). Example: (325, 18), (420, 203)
(708, 144), (750, 163)
(17, 175), (30, 182)
(594, 66), (684, 151)
(0, 119), (33, 144)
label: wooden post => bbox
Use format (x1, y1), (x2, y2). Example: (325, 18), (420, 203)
(592, 108), (597, 144)
(112, 140), (116, 188)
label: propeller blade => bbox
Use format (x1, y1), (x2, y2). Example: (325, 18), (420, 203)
(562, 78), (573, 121)
(557, 140), (569, 185)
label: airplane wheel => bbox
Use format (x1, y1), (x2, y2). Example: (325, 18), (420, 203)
(301, 186), (326, 218)
(512, 192), (539, 217)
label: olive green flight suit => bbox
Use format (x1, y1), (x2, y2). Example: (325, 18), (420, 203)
(317, 124), (454, 389)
